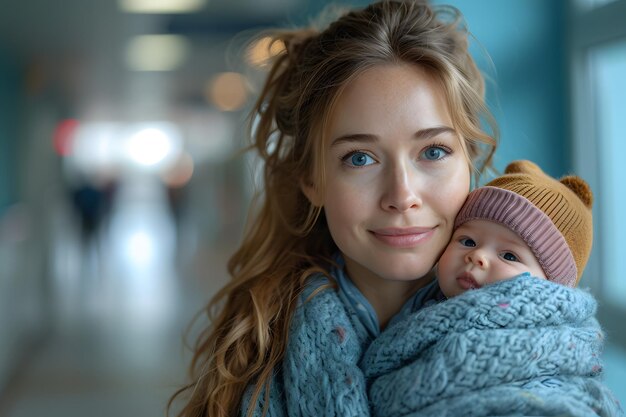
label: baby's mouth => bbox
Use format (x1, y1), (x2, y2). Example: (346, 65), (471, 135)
(457, 271), (481, 290)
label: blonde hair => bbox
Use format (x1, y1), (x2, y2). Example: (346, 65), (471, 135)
(169, 1), (497, 416)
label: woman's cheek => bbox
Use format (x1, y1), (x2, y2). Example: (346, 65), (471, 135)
(435, 170), (470, 219)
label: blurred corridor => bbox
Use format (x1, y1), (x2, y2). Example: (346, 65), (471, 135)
(1, 0), (626, 416)
(0, 176), (231, 416)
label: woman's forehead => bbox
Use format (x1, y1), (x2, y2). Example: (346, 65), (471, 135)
(326, 64), (453, 140)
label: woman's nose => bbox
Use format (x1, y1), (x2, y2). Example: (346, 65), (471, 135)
(465, 250), (489, 269)
(380, 163), (422, 212)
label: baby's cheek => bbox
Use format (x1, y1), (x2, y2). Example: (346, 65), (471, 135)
(436, 246), (455, 281)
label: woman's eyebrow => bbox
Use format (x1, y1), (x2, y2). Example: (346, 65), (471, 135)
(330, 133), (377, 148)
(414, 126), (456, 140)
(330, 126), (456, 148)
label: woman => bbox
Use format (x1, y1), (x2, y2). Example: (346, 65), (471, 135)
(170, 1), (620, 416)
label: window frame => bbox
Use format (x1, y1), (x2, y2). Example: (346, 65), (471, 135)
(569, 0), (626, 346)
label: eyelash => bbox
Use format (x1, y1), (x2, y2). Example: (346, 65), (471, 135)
(340, 148), (367, 158)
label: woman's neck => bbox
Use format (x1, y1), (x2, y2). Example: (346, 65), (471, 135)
(344, 264), (435, 330)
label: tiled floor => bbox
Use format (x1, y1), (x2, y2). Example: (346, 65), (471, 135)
(0, 322), (184, 417)
(0, 254), (224, 417)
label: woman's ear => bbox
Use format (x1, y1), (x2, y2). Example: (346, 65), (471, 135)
(300, 180), (323, 207)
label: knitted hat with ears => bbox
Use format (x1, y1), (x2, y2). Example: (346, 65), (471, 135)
(454, 160), (593, 287)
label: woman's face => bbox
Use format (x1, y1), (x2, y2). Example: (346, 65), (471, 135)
(304, 63), (470, 287)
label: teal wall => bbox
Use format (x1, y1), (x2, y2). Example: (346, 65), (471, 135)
(432, 0), (568, 178)
(0, 49), (20, 213)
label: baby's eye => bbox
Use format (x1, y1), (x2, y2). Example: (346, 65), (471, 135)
(459, 237), (476, 247)
(421, 146), (449, 161)
(501, 252), (519, 262)
(342, 151), (376, 167)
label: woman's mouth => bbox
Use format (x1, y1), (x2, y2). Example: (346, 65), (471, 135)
(457, 272), (480, 290)
(370, 227), (435, 248)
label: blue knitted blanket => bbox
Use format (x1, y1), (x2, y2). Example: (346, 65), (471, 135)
(243, 275), (623, 417)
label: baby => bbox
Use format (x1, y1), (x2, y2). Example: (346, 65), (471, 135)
(437, 159), (593, 298)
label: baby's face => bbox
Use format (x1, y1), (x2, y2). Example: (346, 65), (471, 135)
(437, 219), (547, 298)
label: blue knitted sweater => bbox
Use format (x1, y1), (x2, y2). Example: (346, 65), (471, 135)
(242, 272), (623, 417)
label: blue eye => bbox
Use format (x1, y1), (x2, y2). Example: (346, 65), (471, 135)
(459, 237), (476, 247)
(344, 151), (375, 167)
(422, 146), (449, 161)
(501, 252), (519, 262)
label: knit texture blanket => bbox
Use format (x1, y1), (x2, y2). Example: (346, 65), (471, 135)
(242, 275), (623, 417)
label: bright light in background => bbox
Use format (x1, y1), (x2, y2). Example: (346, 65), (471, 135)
(207, 72), (249, 111)
(126, 128), (171, 166)
(125, 35), (189, 71)
(247, 36), (285, 67)
(118, 0), (207, 13)
(71, 122), (120, 173)
(126, 231), (154, 266)
(68, 121), (184, 174)
(124, 122), (183, 171)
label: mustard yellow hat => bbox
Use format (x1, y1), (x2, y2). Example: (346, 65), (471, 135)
(455, 160), (593, 287)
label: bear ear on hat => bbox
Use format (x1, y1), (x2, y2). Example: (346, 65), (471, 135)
(561, 175), (593, 208)
(504, 160), (543, 175)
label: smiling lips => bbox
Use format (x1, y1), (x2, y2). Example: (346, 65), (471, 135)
(457, 271), (480, 290)
(370, 227), (435, 248)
